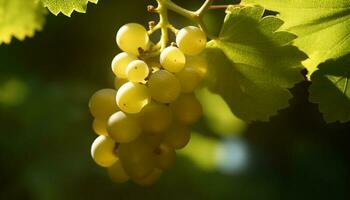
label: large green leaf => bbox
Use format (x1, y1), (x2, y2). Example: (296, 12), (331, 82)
(40, 0), (98, 16)
(309, 55), (350, 123)
(242, 0), (350, 76)
(0, 0), (46, 44)
(204, 5), (306, 122)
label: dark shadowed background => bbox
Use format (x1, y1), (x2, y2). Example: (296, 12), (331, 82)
(1, 0), (349, 199)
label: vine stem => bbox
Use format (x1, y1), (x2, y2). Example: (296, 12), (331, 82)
(153, 0), (215, 50)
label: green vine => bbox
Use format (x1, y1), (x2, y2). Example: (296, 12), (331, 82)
(149, 0), (215, 51)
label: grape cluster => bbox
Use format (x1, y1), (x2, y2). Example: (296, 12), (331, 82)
(89, 23), (207, 186)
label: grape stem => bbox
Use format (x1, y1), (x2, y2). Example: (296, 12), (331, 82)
(152, 0), (215, 50)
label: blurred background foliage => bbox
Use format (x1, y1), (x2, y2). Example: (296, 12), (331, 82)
(0, 0), (349, 199)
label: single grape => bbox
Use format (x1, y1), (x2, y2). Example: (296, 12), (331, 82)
(116, 82), (150, 114)
(114, 77), (128, 89)
(175, 67), (201, 93)
(176, 26), (207, 56)
(116, 23), (149, 55)
(148, 70), (181, 103)
(107, 111), (141, 143)
(154, 144), (176, 170)
(163, 123), (191, 149)
(118, 138), (156, 179)
(170, 94), (202, 125)
(160, 46), (186, 73)
(89, 89), (118, 119)
(126, 60), (150, 83)
(140, 102), (172, 134)
(107, 159), (130, 183)
(111, 52), (137, 79)
(186, 54), (208, 78)
(92, 118), (108, 136)
(132, 168), (162, 186)
(91, 135), (118, 167)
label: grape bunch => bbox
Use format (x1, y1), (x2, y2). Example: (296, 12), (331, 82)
(89, 23), (207, 186)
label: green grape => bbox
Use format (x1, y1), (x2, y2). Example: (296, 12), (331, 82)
(140, 102), (172, 134)
(154, 144), (176, 170)
(91, 135), (118, 167)
(111, 52), (137, 79)
(118, 138), (156, 179)
(126, 60), (150, 83)
(89, 89), (119, 119)
(142, 134), (164, 149)
(116, 82), (150, 114)
(160, 46), (186, 73)
(114, 77), (128, 90)
(107, 159), (130, 183)
(148, 70), (181, 103)
(186, 54), (208, 78)
(92, 118), (108, 136)
(163, 123), (191, 149)
(116, 23), (149, 55)
(170, 94), (202, 125)
(133, 168), (162, 186)
(107, 111), (141, 143)
(175, 67), (201, 93)
(176, 26), (207, 56)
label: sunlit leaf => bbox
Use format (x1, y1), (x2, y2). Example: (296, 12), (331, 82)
(40, 0), (98, 16)
(204, 5), (306, 122)
(0, 0), (46, 44)
(242, 0), (350, 76)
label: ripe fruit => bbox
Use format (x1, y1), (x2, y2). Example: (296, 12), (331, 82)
(176, 67), (201, 93)
(148, 70), (181, 103)
(170, 94), (203, 125)
(163, 124), (191, 149)
(126, 60), (150, 83)
(92, 118), (108, 136)
(107, 111), (141, 143)
(89, 89), (118, 119)
(176, 26), (207, 56)
(116, 23), (149, 55)
(107, 160), (130, 183)
(140, 102), (172, 133)
(111, 52), (137, 79)
(160, 46), (186, 73)
(91, 135), (118, 167)
(116, 82), (150, 114)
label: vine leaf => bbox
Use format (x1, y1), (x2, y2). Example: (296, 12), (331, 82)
(242, 0), (350, 76)
(0, 0), (46, 45)
(40, 0), (98, 16)
(309, 54), (350, 123)
(204, 5), (307, 122)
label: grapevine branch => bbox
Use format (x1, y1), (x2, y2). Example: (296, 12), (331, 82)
(150, 0), (215, 50)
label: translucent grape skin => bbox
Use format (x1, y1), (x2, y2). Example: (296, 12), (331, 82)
(133, 168), (162, 186)
(116, 82), (150, 114)
(154, 144), (176, 170)
(107, 111), (141, 143)
(111, 52), (137, 79)
(118, 138), (156, 179)
(163, 123), (191, 149)
(160, 46), (186, 73)
(91, 135), (118, 167)
(140, 102), (173, 134)
(170, 94), (203, 125)
(107, 159), (130, 183)
(92, 118), (108, 136)
(176, 67), (201, 93)
(116, 23), (149, 55)
(176, 26), (207, 56)
(126, 60), (150, 83)
(89, 89), (119, 119)
(148, 70), (181, 103)
(186, 54), (208, 78)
